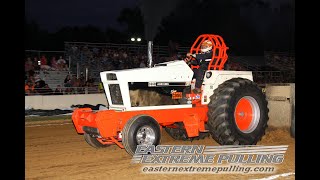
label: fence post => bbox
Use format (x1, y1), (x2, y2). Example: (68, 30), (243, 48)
(77, 62), (79, 78)
(85, 67), (88, 82)
(69, 56), (71, 72)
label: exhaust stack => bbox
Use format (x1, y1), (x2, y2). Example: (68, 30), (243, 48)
(147, 41), (153, 68)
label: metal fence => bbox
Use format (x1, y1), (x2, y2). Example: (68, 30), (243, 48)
(25, 86), (102, 96)
(64, 42), (189, 57)
(63, 42), (189, 82)
(25, 45), (294, 96)
(25, 50), (66, 61)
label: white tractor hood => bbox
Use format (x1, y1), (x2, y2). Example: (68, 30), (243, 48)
(100, 60), (194, 83)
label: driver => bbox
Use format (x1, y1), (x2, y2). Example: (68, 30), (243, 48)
(184, 40), (213, 94)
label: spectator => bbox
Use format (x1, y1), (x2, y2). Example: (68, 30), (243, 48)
(25, 81), (34, 95)
(34, 79), (46, 95)
(98, 82), (104, 93)
(57, 56), (67, 70)
(43, 84), (54, 95)
(50, 57), (58, 70)
(79, 72), (85, 83)
(40, 55), (52, 71)
(64, 75), (72, 94)
(27, 74), (35, 84)
(25, 57), (34, 72)
(70, 75), (80, 93)
(139, 60), (146, 68)
(53, 85), (64, 95)
(33, 57), (40, 71)
(34, 74), (41, 83)
(70, 74), (77, 84)
(25, 72), (28, 82)
(87, 82), (97, 94)
(40, 55), (47, 66)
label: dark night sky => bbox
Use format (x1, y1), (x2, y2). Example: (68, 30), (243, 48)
(25, 0), (139, 32)
(26, 0), (294, 33)
(25, 0), (294, 53)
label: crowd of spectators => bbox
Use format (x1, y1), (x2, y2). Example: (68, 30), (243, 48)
(263, 52), (295, 83)
(25, 55), (68, 73)
(25, 78), (59, 96)
(67, 45), (160, 72)
(25, 44), (295, 95)
(63, 74), (99, 94)
(265, 52), (295, 71)
(225, 62), (246, 71)
(67, 43), (258, 73)
(25, 73), (100, 96)
(25, 55), (71, 95)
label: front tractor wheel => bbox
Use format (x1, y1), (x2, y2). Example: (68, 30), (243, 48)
(207, 78), (269, 145)
(122, 115), (161, 156)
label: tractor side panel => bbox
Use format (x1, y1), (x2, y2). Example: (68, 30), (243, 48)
(72, 106), (209, 139)
(95, 110), (121, 138)
(72, 108), (98, 134)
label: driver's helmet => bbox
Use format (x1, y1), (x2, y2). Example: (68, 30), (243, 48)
(200, 40), (213, 53)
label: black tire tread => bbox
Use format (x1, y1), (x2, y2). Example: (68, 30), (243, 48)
(122, 115), (161, 156)
(207, 78), (269, 145)
(122, 115), (142, 155)
(84, 133), (110, 148)
(165, 123), (210, 141)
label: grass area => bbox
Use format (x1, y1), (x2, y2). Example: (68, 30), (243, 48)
(25, 115), (72, 122)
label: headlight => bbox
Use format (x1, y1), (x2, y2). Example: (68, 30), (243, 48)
(206, 72), (212, 79)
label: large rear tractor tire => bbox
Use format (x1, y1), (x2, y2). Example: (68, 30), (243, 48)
(84, 133), (110, 148)
(207, 78), (269, 145)
(122, 115), (161, 156)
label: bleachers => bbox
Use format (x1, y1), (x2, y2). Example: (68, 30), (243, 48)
(37, 70), (70, 89)
(228, 56), (264, 71)
(25, 46), (294, 96)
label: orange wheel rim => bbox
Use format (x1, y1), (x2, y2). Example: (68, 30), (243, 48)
(234, 96), (260, 133)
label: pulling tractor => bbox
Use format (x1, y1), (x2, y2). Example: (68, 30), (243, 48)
(72, 34), (269, 155)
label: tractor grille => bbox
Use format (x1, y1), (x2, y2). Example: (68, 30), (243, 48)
(108, 84), (123, 105)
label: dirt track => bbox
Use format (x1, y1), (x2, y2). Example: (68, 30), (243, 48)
(25, 120), (295, 180)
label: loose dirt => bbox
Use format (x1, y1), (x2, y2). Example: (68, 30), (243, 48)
(25, 120), (295, 180)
